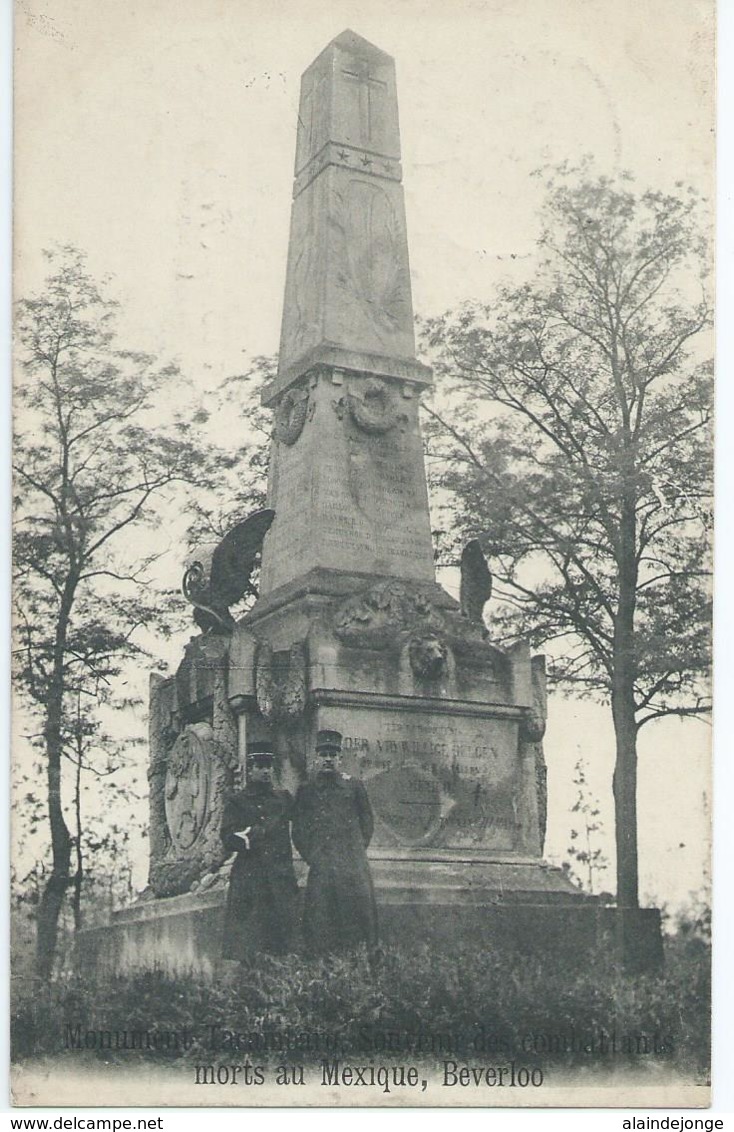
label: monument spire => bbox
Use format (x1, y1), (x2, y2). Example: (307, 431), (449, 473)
(265, 29), (431, 395)
(259, 31), (435, 596)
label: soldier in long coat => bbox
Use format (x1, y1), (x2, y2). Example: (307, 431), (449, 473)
(220, 743), (298, 960)
(292, 729), (378, 955)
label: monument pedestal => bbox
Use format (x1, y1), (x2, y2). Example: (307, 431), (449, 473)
(78, 856), (620, 978)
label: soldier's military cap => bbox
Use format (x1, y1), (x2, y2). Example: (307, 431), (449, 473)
(315, 729), (343, 753)
(246, 740), (275, 767)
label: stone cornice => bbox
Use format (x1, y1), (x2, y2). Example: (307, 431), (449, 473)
(309, 687), (526, 720)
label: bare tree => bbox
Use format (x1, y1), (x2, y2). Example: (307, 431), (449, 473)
(422, 166), (712, 925)
(13, 246), (211, 976)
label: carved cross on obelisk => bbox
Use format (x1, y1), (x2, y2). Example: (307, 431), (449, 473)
(340, 61), (387, 146)
(259, 30), (435, 596)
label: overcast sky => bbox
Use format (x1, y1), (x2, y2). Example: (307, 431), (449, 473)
(13, 0), (715, 910)
(15, 0), (713, 372)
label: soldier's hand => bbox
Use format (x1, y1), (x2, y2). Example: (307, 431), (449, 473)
(234, 827), (252, 850)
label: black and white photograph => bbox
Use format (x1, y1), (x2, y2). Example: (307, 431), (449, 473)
(10, 0), (716, 1110)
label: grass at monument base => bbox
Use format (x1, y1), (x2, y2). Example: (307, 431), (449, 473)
(12, 931), (709, 1088)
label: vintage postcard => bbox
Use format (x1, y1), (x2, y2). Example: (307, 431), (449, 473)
(11, 0), (715, 1109)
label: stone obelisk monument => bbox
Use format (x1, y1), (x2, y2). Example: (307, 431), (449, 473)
(81, 31), (617, 977)
(259, 30), (434, 593)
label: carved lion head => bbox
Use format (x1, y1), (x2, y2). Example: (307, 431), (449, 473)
(408, 635), (448, 680)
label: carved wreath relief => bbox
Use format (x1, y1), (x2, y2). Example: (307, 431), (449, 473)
(331, 377), (407, 435)
(347, 377), (406, 434)
(275, 386), (310, 445)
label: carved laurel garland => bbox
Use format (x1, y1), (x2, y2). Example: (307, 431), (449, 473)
(275, 387), (310, 445)
(347, 378), (398, 434)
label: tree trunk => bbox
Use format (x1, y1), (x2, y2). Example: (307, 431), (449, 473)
(611, 676), (639, 909)
(35, 866), (71, 979)
(611, 465), (640, 912)
(72, 738), (82, 932)
(36, 734), (72, 976)
(35, 588), (75, 979)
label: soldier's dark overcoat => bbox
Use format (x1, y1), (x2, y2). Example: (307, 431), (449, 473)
(220, 784), (298, 959)
(292, 771), (378, 954)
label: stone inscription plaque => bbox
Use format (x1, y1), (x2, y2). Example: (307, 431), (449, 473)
(260, 378), (435, 593)
(319, 706), (521, 852)
(316, 422), (433, 574)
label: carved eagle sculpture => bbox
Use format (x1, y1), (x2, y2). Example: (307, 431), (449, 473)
(182, 509), (275, 634)
(459, 539), (493, 628)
